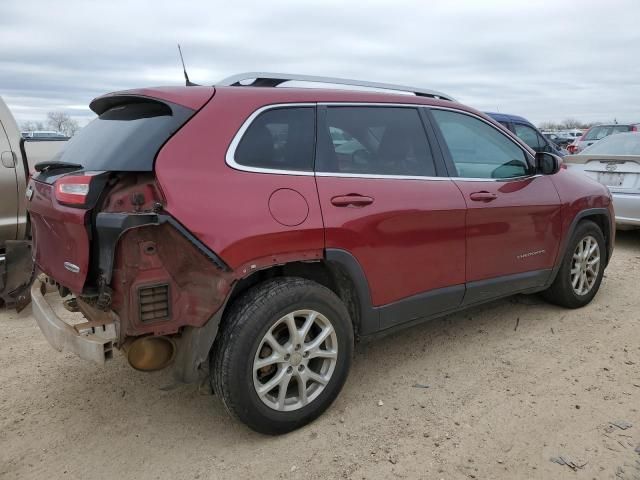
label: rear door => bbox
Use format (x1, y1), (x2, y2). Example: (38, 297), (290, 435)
(0, 121), (18, 248)
(429, 108), (562, 303)
(315, 105), (467, 331)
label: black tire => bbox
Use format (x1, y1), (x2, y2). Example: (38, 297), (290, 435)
(542, 220), (606, 308)
(211, 277), (354, 435)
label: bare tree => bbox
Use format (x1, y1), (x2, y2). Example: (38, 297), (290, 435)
(21, 120), (46, 132)
(46, 111), (80, 137)
(560, 118), (584, 130)
(538, 121), (559, 131)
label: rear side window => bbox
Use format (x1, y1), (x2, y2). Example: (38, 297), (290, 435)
(48, 100), (194, 171)
(317, 107), (436, 176)
(514, 123), (544, 151)
(432, 109), (531, 179)
(234, 107), (315, 172)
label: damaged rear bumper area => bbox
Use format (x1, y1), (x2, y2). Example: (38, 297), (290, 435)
(25, 210), (235, 381)
(0, 240), (34, 311)
(30, 275), (117, 364)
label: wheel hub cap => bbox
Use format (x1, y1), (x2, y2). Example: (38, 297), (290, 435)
(290, 352), (303, 366)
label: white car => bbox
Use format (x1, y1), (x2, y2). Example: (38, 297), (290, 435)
(21, 130), (68, 139)
(564, 132), (640, 227)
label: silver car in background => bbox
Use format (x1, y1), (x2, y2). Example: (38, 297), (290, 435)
(564, 132), (640, 228)
(567, 123), (639, 154)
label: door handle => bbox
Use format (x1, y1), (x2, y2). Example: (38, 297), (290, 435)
(330, 194), (374, 207)
(469, 191), (497, 202)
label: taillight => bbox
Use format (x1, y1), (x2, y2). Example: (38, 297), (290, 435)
(54, 173), (100, 207)
(567, 144), (577, 154)
(631, 125), (638, 132)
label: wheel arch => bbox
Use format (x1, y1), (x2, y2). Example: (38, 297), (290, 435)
(580, 212), (612, 263)
(223, 250), (379, 340)
(547, 207), (613, 286)
(172, 250), (377, 384)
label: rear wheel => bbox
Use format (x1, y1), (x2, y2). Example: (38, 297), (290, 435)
(543, 220), (606, 308)
(211, 277), (353, 434)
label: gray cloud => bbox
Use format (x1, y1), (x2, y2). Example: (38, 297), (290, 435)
(1, 0), (639, 127)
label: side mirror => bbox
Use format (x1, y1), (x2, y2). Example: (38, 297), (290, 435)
(536, 152), (561, 175)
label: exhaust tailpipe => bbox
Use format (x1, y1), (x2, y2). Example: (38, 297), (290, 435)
(125, 336), (176, 372)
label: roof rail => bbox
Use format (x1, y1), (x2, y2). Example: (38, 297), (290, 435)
(216, 72), (456, 102)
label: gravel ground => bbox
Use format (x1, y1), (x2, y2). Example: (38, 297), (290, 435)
(1, 230), (639, 480)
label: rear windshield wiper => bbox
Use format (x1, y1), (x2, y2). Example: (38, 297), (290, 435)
(34, 161), (83, 172)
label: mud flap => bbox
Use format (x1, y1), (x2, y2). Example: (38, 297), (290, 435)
(0, 240), (35, 312)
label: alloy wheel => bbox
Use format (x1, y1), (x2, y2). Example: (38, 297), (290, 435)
(570, 235), (600, 296)
(253, 310), (338, 412)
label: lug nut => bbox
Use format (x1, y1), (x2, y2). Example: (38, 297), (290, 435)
(295, 344), (301, 351)
(284, 354), (290, 361)
(298, 365), (305, 372)
(286, 366), (293, 374)
(303, 352), (309, 358)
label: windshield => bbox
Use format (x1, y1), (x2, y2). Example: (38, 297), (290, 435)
(48, 100), (193, 171)
(581, 132), (640, 156)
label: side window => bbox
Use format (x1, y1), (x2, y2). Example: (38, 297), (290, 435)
(432, 110), (531, 179)
(514, 123), (543, 151)
(234, 107), (315, 171)
(317, 107), (436, 177)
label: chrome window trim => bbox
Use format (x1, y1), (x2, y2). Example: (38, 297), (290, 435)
(451, 174), (543, 182)
(225, 102), (316, 176)
(225, 102), (538, 181)
(315, 171), (450, 181)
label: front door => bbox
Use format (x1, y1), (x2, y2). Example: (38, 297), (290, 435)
(315, 105), (467, 331)
(0, 125), (18, 249)
(430, 108), (562, 303)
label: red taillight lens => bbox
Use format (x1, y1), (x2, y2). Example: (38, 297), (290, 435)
(54, 173), (98, 206)
(631, 125), (638, 132)
(567, 145), (577, 154)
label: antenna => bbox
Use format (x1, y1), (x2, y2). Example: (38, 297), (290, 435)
(177, 44), (198, 86)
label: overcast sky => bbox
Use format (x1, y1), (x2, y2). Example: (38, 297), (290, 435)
(2, 0), (639, 128)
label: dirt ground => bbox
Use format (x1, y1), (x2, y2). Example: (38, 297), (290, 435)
(1, 231), (639, 480)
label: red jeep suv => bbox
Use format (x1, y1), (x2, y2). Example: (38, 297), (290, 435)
(22, 73), (614, 434)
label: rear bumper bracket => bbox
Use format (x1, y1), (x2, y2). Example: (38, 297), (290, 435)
(31, 276), (117, 365)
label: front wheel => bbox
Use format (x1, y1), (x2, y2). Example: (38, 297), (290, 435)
(211, 277), (353, 434)
(543, 220), (606, 308)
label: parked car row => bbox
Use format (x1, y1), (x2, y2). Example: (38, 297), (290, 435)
(541, 130), (585, 149)
(486, 112), (566, 156)
(21, 131), (69, 140)
(564, 131), (640, 227)
(481, 114), (638, 227)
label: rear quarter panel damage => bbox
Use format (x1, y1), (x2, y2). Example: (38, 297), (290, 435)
(111, 223), (233, 340)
